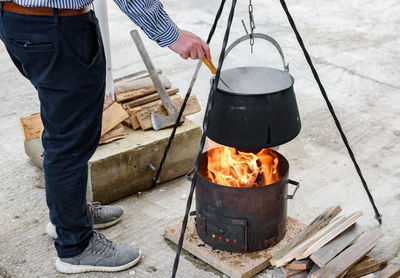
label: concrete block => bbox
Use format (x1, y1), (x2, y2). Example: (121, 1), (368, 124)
(24, 120), (202, 204)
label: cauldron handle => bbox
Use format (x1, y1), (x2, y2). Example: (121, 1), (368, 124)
(286, 179), (300, 199)
(224, 33), (289, 72)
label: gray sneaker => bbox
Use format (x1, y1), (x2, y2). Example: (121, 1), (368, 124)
(88, 202), (124, 229)
(55, 232), (142, 274)
(46, 202), (124, 239)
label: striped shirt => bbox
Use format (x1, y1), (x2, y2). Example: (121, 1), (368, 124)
(0, 0), (180, 47)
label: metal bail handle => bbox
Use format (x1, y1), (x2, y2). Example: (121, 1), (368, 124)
(286, 179), (300, 199)
(224, 33), (289, 72)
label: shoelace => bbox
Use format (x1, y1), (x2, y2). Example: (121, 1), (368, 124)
(87, 202), (103, 219)
(88, 232), (115, 255)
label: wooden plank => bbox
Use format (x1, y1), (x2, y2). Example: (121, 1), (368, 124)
(114, 75), (171, 103)
(127, 94), (181, 130)
(311, 229), (384, 278)
(99, 124), (127, 144)
(287, 259), (313, 271)
(121, 88), (179, 109)
(310, 223), (364, 267)
(101, 102), (129, 136)
(307, 265), (320, 278)
(20, 113), (44, 141)
(372, 263), (400, 278)
(273, 216), (346, 267)
(280, 266), (304, 277)
(344, 257), (388, 278)
(122, 119), (132, 128)
(164, 215), (306, 278)
(270, 206), (342, 266)
(339, 270), (350, 278)
(295, 211), (363, 260)
(113, 69), (162, 84)
(114, 70), (160, 89)
(103, 96), (114, 110)
(136, 95), (201, 130)
(359, 275), (374, 278)
(128, 110), (141, 130)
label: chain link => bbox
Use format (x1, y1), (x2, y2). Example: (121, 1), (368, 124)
(248, 0), (256, 53)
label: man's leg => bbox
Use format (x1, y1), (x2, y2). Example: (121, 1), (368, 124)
(0, 9), (140, 271)
(1, 9), (102, 256)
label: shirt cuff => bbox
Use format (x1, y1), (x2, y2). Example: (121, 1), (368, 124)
(154, 21), (180, 47)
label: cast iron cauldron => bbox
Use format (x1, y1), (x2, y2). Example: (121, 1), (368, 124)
(207, 33), (301, 149)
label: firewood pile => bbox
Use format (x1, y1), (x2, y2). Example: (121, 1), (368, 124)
(20, 70), (201, 145)
(112, 71), (200, 131)
(269, 206), (399, 278)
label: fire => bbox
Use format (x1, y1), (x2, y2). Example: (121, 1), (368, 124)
(206, 146), (280, 187)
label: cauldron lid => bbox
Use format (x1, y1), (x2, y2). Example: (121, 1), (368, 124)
(216, 66), (294, 95)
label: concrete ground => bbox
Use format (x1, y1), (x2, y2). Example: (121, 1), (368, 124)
(1, 0), (399, 277)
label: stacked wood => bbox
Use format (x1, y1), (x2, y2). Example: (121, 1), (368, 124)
(99, 97), (128, 144)
(101, 101), (129, 136)
(269, 206), (398, 278)
(19, 99), (129, 145)
(20, 112), (43, 141)
(114, 70), (201, 130)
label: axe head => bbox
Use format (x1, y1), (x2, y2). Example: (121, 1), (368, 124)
(151, 112), (184, 130)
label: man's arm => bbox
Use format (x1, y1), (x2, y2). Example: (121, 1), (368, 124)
(113, 0), (211, 60)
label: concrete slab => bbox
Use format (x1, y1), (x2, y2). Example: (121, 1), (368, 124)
(24, 120), (201, 204)
(89, 120), (201, 203)
(0, 0), (399, 277)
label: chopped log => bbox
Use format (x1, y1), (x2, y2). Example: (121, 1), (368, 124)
(101, 102), (129, 136)
(273, 216), (346, 267)
(295, 211), (363, 260)
(344, 257), (388, 278)
(136, 95), (201, 130)
(307, 265), (321, 278)
(113, 69), (161, 85)
(127, 94), (181, 130)
(114, 75), (171, 103)
(280, 266), (304, 277)
(122, 119), (132, 128)
(121, 88), (179, 109)
(270, 206), (342, 266)
(340, 270), (350, 278)
(127, 109), (141, 130)
(103, 96), (114, 110)
(372, 263), (400, 278)
(310, 223), (364, 267)
(114, 70), (161, 89)
(311, 229), (384, 278)
(99, 124), (127, 144)
(20, 113), (44, 141)
(287, 259), (313, 271)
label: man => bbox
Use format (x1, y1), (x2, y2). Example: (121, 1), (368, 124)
(0, 0), (211, 274)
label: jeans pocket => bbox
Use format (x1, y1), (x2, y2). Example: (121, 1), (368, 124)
(6, 38), (55, 52)
(59, 19), (101, 69)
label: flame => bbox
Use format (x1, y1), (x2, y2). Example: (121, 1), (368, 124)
(206, 146), (280, 187)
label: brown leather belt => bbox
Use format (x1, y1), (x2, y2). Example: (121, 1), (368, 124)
(2, 1), (91, 16)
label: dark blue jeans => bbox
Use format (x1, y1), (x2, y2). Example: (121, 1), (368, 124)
(0, 7), (106, 258)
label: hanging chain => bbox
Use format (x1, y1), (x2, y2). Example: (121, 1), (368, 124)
(248, 0), (256, 53)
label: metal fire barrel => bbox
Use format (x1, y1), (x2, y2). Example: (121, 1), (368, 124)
(195, 148), (297, 253)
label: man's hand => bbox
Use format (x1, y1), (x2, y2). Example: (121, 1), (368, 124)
(168, 30), (211, 61)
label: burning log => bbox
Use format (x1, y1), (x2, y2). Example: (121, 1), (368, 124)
(205, 146), (280, 187)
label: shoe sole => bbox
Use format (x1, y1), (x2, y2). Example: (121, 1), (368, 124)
(93, 216), (122, 229)
(55, 250), (142, 274)
(94, 205), (124, 229)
